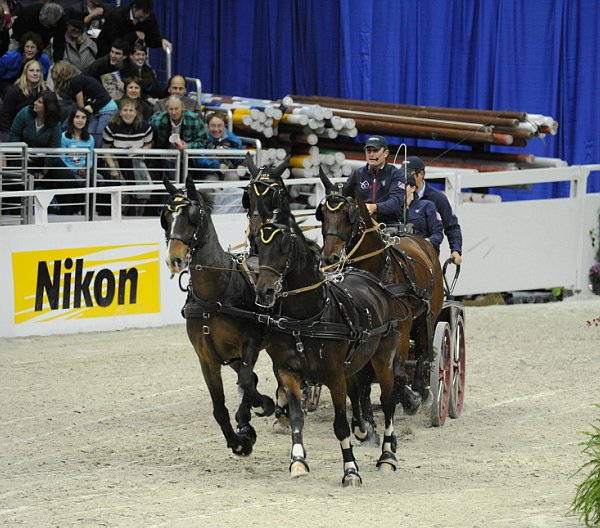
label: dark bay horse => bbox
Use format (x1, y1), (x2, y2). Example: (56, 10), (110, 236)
(254, 205), (401, 486)
(242, 154), (324, 417)
(161, 176), (275, 457)
(317, 172), (444, 411)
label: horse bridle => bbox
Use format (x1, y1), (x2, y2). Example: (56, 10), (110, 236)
(319, 195), (365, 249)
(256, 222), (296, 304)
(161, 195), (206, 257)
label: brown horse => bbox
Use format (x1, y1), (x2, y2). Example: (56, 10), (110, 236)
(242, 154), (325, 418)
(161, 175), (274, 457)
(254, 203), (401, 486)
(317, 171), (444, 416)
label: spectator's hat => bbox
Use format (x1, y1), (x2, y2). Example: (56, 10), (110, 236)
(405, 156), (425, 173)
(66, 9), (85, 32)
(363, 135), (388, 150)
(405, 173), (417, 187)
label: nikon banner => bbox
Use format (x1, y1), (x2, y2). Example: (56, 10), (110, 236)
(13, 243), (161, 325)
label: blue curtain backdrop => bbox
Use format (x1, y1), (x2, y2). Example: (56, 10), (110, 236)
(152, 0), (600, 195)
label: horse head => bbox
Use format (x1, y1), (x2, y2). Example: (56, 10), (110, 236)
(160, 175), (210, 274)
(317, 168), (363, 265)
(254, 205), (297, 308)
(243, 153), (290, 251)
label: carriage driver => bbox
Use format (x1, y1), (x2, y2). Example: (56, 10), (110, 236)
(402, 156), (463, 265)
(345, 135), (405, 226)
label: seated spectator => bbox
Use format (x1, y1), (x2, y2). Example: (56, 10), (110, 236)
(60, 106), (95, 182)
(51, 60), (118, 147)
(83, 38), (129, 99)
(123, 77), (153, 122)
(12, 2), (67, 62)
(0, 32), (51, 95)
(8, 90), (60, 147)
(0, 0), (21, 56)
(150, 94), (209, 154)
(205, 111), (244, 181)
(63, 10), (97, 72)
(120, 42), (160, 105)
(153, 74), (201, 114)
(151, 95), (222, 184)
(102, 97), (153, 215)
(96, 0), (171, 58)
(0, 59), (47, 141)
(9, 91), (83, 213)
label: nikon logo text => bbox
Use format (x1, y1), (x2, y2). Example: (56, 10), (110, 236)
(35, 258), (138, 311)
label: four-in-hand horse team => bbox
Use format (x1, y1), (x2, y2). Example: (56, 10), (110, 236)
(160, 151), (466, 488)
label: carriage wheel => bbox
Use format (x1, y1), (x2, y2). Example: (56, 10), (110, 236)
(430, 322), (452, 427)
(449, 314), (466, 419)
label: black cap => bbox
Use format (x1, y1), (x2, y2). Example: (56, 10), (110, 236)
(66, 9), (85, 31)
(363, 135), (388, 150)
(405, 156), (425, 173)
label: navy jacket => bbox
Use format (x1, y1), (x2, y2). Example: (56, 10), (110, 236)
(407, 197), (444, 253)
(421, 183), (463, 254)
(347, 163), (405, 225)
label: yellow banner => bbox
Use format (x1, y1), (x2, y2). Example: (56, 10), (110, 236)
(12, 244), (161, 324)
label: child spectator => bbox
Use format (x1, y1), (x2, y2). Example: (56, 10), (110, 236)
(60, 106), (95, 182)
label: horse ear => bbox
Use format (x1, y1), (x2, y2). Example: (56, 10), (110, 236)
(163, 175), (178, 196)
(315, 204), (323, 222)
(318, 166), (335, 194)
(271, 158), (289, 181)
(343, 176), (357, 198)
(185, 175), (198, 200)
(242, 188), (250, 210)
(246, 152), (259, 179)
(353, 190), (370, 220)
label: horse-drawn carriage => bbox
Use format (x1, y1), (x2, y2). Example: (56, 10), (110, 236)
(160, 156), (466, 486)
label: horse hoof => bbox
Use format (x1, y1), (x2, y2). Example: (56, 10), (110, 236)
(402, 387), (422, 416)
(260, 396), (276, 417)
(231, 443), (253, 457)
(289, 455), (309, 478)
(290, 462), (309, 478)
(377, 461), (396, 472)
(342, 468), (362, 487)
(237, 424), (257, 450)
(376, 451), (398, 472)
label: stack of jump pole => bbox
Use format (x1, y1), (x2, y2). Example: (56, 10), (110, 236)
(201, 93), (561, 197)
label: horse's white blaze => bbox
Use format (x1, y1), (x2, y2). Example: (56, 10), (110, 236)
(165, 209), (186, 273)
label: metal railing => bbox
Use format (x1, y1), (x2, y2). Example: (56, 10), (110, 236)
(1, 139), (268, 225)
